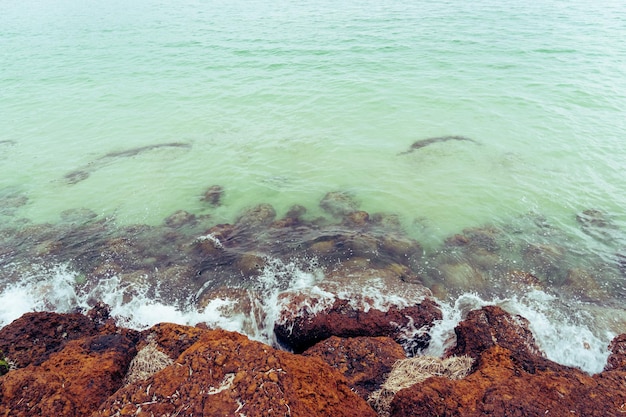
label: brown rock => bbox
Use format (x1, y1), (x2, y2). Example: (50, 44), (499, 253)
(303, 336), (406, 399)
(387, 308), (626, 417)
(605, 334), (626, 372)
(0, 333), (136, 417)
(95, 329), (377, 417)
(0, 311), (99, 368)
(446, 305), (551, 373)
(139, 322), (210, 359)
(235, 252), (266, 276)
(344, 210), (370, 227)
(389, 345), (626, 417)
(275, 295), (441, 354)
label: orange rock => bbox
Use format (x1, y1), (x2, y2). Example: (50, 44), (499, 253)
(95, 329), (377, 417)
(390, 346), (626, 417)
(138, 322), (209, 359)
(387, 306), (626, 417)
(0, 311), (99, 368)
(0, 334), (136, 417)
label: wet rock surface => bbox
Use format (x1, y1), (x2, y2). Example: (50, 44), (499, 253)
(303, 336), (406, 399)
(96, 329), (377, 417)
(2, 193), (624, 317)
(275, 293), (441, 354)
(0, 311), (100, 367)
(387, 306), (626, 417)
(0, 306), (625, 416)
(445, 305), (550, 373)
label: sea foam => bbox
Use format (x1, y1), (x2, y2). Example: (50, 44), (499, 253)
(0, 261), (617, 374)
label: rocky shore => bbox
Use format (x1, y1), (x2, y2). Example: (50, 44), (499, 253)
(1, 301), (625, 417)
(2, 189), (626, 415)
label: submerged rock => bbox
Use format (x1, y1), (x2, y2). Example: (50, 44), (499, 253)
(521, 242), (566, 282)
(437, 262), (487, 293)
(562, 267), (608, 301)
(576, 208), (622, 245)
(343, 210), (370, 227)
(234, 203), (277, 229)
(60, 208), (98, 224)
(320, 191), (360, 217)
(163, 209), (197, 228)
(200, 184), (224, 206)
(285, 204), (307, 220)
(444, 226), (501, 253)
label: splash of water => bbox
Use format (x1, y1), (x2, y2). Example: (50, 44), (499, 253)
(0, 260), (617, 374)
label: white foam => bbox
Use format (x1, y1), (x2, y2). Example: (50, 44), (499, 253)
(501, 290), (613, 374)
(424, 290), (614, 374)
(0, 263), (80, 327)
(0, 261), (617, 374)
(424, 293), (487, 357)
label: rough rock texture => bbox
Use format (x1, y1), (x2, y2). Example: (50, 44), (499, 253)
(2, 306), (626, 417)
(0, 311), (99, 368)
(605, 333), (626, 371)
(0, 333), (136, 417)
(95, 329), (377, 417)
(387, 306), (626, 417)
(445, 305), (552, 373)
(390, 345), (626, 417)
(138, 322), (209, 359)
(275, 295), (442, 353)
(303, 336), (406, 399)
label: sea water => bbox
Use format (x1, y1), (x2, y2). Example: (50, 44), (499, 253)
(1, 0), (626, 374)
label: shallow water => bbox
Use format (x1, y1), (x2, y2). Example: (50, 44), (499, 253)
(2, 0), (626, 373)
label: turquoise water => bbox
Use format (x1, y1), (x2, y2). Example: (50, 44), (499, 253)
(2, 0), (626, 372)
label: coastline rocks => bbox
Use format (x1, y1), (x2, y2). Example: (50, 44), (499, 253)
(0, 311), (100, 368)
(274, 293), (442, 354)
(445, 305), (548, 372)
(386, 306), (626, 417)
(95, 329), (376, 417)
(303, 335), (406, 399)
(605, 334), (626, 371)
(1, 307), (626, 416)
(0, 334), (137, 417)
(389, 344), (626, 417)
